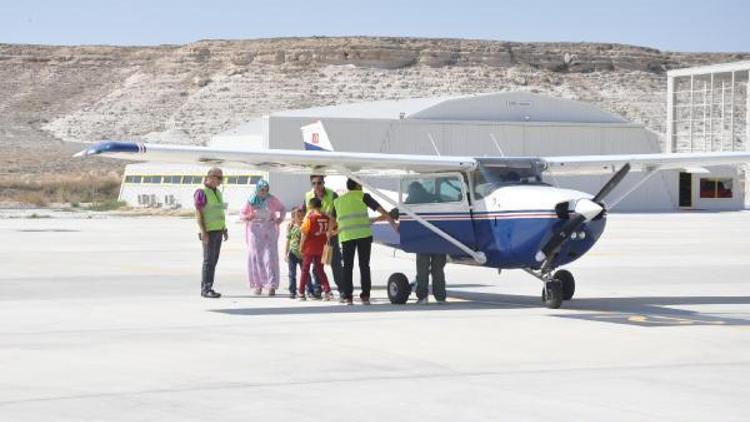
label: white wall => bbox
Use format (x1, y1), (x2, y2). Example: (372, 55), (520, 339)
(119, 163), (265, 212)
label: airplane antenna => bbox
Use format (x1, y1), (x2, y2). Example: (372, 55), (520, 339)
(426, 132), (441, 156)
(489, 133), (505, 157)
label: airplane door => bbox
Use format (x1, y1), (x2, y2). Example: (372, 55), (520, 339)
(398, 173), (477, 255)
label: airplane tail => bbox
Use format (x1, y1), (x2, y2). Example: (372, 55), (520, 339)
(301, 121), (334, 151)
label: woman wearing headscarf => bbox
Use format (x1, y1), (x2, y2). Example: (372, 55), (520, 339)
(240, 179), (286, 295)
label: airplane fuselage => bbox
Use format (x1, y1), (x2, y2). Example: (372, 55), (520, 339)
(373, 184), (606, 270)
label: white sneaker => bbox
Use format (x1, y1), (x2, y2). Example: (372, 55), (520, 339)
(416, 298), (428, 305)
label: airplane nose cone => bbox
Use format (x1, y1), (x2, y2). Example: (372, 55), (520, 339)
(574, 198), (603, 221)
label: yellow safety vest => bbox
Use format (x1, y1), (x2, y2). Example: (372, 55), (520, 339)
(305, 188), (336, 215)
(202, 187), (226, 231)
(334, 190), (372, 243)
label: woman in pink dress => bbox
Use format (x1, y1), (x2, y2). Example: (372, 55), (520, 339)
(240, 179), (286, 296)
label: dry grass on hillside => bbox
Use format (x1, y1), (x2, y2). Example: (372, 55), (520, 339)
(0, 172), (123, 207)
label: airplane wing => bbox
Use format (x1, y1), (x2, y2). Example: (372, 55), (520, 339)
(543, 151), (750, 175)
(75, 141), (750, 177)
(74, 141), (477, 176)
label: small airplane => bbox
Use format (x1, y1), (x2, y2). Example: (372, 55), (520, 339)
(76, 122), (750, 308)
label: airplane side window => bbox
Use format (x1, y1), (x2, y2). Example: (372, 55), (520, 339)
(403, 179), (436, 204)
(437, 177), (463, 202)
(402, 176), (463, 204)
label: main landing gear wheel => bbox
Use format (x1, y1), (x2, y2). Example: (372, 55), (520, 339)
(541, 281), (563, 309)
(387, 272), (411, 304)
(554, 269), (575, 301)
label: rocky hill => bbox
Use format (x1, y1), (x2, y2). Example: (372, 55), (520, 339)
(1, 37), (748, 177)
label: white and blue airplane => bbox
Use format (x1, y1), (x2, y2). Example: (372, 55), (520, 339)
(76, 122), (750, 309)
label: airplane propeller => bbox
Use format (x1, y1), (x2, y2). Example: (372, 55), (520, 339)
(535, 163), (631, 269)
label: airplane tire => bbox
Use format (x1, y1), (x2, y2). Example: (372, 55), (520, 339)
(542, 282), (563, 309)
(554, 270), (575, 301)
(387, 272), (411, 304)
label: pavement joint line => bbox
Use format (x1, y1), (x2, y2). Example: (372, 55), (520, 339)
(1, 360), (749, 407)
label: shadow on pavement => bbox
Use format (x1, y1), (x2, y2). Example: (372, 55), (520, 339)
(212, 290), (750, 327)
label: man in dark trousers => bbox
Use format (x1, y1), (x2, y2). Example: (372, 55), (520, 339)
(405, 181), (448, 305)
(333, 178), (398, 305)
(194, 167), (228, 298)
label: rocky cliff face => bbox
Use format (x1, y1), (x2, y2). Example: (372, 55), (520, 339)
(1, 37), (747, 175)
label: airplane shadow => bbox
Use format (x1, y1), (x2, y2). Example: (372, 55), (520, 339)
(211, 288), (750, 327)
(219, 284), (492, 299)
(452, 291), (750, 327)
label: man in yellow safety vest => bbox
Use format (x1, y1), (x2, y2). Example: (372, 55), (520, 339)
(194, 167), (228, 298)
(333, 178), (398, 305)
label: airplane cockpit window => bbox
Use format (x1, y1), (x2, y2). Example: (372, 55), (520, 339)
(472, 161), (548, 199)
(401, 176), (464, 204)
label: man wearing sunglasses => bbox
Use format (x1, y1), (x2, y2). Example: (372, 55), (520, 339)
(304, 175), (344, 300)
(194, 167), (229, 299)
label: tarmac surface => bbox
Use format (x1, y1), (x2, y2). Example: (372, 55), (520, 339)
(1, 210), (749, 421)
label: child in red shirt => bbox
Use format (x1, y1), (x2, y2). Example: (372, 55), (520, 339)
(298, 197), (333, 300)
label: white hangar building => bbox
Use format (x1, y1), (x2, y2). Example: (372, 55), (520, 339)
(118, 91), (746, 212)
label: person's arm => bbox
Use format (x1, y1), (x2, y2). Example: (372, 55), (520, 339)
(329, 215), (338, 236)
(194, 189), (209, 243)
(284, 227), (291, 262)
(271, 197), (286, 225)
(364, 193), (398, 232)
(239, 202), (254, 222)
(299, 216), (311, 253)
(195, 209), (209, 243)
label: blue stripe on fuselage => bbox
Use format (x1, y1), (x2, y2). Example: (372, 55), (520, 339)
(373, 211), (606, 269)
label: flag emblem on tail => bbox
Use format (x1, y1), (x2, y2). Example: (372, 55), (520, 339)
(301, 121), (334, 151)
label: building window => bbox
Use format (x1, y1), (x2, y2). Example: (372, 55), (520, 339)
(126, 175), (142, 183)
(700, 178), (733, 199)
(142, 176), (163, 184)
(226, 176), (238, 184)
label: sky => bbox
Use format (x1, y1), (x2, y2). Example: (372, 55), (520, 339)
(0, 0), (747, 52)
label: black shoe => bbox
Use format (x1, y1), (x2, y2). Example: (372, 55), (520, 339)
(201, 290), (221, 298)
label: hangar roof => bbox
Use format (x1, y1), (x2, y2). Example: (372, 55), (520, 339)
(271, 91), (629, 124)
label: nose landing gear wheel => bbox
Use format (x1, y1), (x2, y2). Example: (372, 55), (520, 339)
(541, 281), (563, 309)
(387, 272), (411, 304)
(553, 269), (575, 301)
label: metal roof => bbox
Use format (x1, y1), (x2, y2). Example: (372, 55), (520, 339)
(268, 91), (629, 124)
(667, 60), (750, 77)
